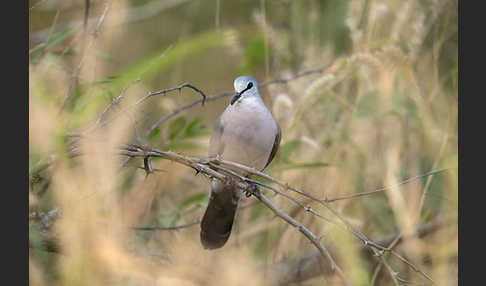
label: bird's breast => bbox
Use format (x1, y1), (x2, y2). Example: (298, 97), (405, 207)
(218, 98), (277, 171)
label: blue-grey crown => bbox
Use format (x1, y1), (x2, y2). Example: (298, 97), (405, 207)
(234, 76), (259, 93)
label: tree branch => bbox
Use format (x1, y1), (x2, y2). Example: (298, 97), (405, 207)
(208, 157), (437, 283)
(119, 144), (438, 284)
(120, 144), (352, 285)
(268, 215), (456, 285)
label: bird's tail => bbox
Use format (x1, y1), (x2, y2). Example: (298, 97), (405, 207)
(200, 180), (241, 249)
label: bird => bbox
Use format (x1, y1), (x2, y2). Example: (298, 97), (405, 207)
(200, 75), (281, 249)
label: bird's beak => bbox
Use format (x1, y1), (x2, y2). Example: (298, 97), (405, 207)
(231, 92), (241, 105)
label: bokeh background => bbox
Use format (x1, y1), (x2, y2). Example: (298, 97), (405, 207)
(29, 0), (458, 285)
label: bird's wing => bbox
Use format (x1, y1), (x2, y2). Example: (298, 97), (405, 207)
(208, 115), (225, 157)
(263, 122), (281, 169)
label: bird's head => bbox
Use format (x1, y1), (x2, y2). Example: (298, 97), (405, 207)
(231, 76), (259, 105)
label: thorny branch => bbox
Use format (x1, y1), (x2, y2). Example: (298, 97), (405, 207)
(34, 62), (337, 182)
(30, 140), (449, 284)
(81, 79), (206, 138)
(208, 158), (437, 283)
(120, 144), (352, 285)
(29, 203), (454, 285)
(136, 83), (207, 107)
(29, 64), (452, 284)
(118, 143), (442, 284)
(81, 60), (337, 142)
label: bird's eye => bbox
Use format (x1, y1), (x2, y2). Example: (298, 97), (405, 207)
(247, 82), (253, 89)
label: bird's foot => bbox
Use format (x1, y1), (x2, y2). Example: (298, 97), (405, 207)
(244, 183), (260, 198)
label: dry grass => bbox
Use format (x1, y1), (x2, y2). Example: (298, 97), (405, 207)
(29, 0), (457, 285)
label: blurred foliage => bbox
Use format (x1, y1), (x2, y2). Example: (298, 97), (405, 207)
(30, 26), (79, 64)
(29, 0), (458, 285)
(238, 34), (267, 74)
(149, 116), (210, 151)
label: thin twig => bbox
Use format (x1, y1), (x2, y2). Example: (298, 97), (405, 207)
(140, 61), (335, 141)
(120, 145), (434, 283)
(370, 120), (452, 285)
(324, 168), (451, 203)
(143, 93), (230, 141)
(133, 220), (200, 231)
(119, 145), (352, 285)
(252, 188), (352, 286)
(270, 215), (454, 285)
(93, 85), (132, 127)
(83, 46), (173, 135)
(58, 0), (108, 114)
(206, 157), (434, 283)
(93, 2), (111, 38)
(209, 162), (334, 223)
(136, 83), (207, 107)
(36, 59), (444, 283)
(417, 120), (451, 218)
(81, 61), (336, 145)
(32, 137), (445, 286)
(260, 60), (336, 87)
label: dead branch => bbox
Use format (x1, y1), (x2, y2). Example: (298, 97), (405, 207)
(32, 62), (337, 185)
(209, 157), (436, 283)
(119, 144), (438, 284)
(137, 83), (207, 106)
(30, 135), (444, 285)
(120, 144), (352, 285)
(269, 215), (456, 285)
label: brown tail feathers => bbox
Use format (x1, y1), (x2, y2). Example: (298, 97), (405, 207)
(200, 181), (241, 249)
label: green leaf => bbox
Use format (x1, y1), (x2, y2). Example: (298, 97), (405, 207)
(98, 30), (226, 100)
(45, 27), (77, 48)
(184, 116), (209, 138)
(274, 162), (329, 171)
(93, 75), (121, 85)
(168, 117), (186, 140)
(30, 26), (79, 62)
(52, 48), (76, 57)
